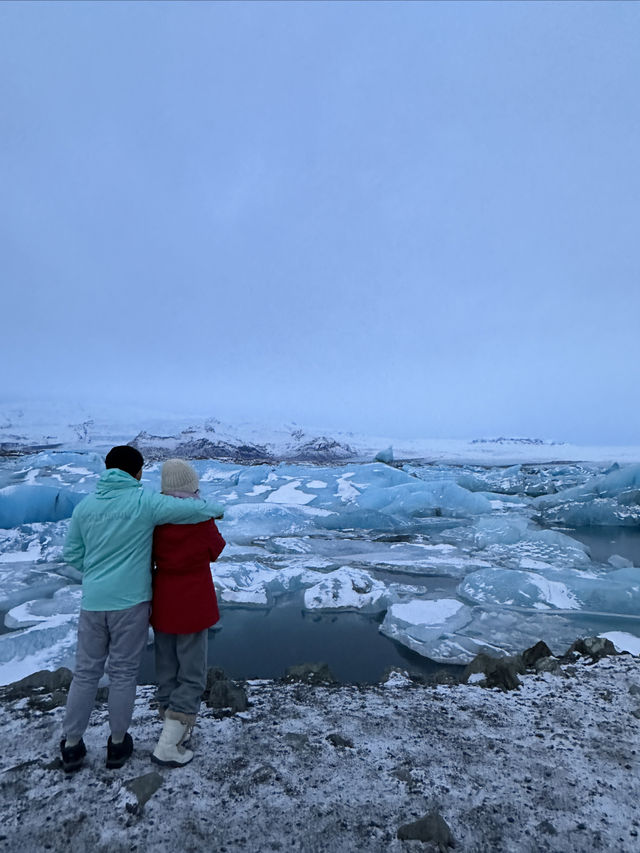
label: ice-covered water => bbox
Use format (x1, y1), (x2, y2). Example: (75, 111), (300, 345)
(0, 450), (639, 684)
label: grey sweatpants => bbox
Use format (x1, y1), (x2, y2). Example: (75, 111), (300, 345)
(154, 629), (208, 717)
(63, 601), (150, 740)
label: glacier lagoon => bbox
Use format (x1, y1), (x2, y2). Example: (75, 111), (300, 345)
(1, 450), (639, 684)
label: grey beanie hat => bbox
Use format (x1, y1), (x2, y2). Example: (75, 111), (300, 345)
(161, 459), (199, 495)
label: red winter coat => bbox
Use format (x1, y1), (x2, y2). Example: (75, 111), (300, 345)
(151, 519), (225, 634)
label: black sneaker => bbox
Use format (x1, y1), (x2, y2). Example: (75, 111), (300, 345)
(60, 738), (86, 773)
(106, 733), (133, 769)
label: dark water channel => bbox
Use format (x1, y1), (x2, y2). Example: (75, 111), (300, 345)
(138, 593), (464, 685)
(562, 525), (640, 566)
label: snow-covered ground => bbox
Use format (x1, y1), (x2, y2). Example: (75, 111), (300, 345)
(1, 654), (639, 852)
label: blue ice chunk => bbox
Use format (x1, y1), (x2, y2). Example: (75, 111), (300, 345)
(214, 559), (321, 606)
(380, 598), (474, 656)
(0, 520), (70, 564)
(534, 463), (640, 526)
(374, 446), (394, 464)
(5, 584), (81, 628)
(222, 502), (337, 544)
(473, 516), (530, 547)
(357, 479), (491, 519)
(459, 565), (640, 615)
(0, 485), (85, 528)
(0, 611), (79, 685)
(469, 518), (591, 571)
(537, 498), (640, 527)
(236, 465), (275, 490)
(318, 508), (399, 532)
(303, 567), (391, 613)
(0, 561), (69, 611)
(421, 607), (599, 664)
(459, 568), (583, 611)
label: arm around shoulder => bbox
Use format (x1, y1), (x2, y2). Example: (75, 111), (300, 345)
(148, 492), (225, 526)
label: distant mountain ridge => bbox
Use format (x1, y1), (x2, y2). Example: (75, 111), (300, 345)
(0, 409), (357, 464)
(129, 427), (355, 464)
(470, 437), (564, 446)
(2, 401), (640, 465)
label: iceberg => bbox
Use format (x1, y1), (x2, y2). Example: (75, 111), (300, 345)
(420, 606), (601, 664)
(380, 598), (474, 657)
(356, 477), (492, 519)
(221, 502), (335, 544)
(458, 568), (583, 611)
(214, 560), (321, 606)
(0, 561), (70, 611)
(303, 567), (391, 613)
(5, 585), (82, 629)
(534, 463), (640, 526)
(599, 631), (640, 655)
(0, 485), (85, 528)
(0, 604), (79, 685)
(459, 565), (640, 616)
(374, 446), (394, 464)
(0, 520), (69, 564)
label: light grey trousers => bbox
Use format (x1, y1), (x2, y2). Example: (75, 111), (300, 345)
(154, 629), (208, 717)
(63, 601), (150, 740)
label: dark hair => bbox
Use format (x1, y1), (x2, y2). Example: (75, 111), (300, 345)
(105, 446), (144, 478)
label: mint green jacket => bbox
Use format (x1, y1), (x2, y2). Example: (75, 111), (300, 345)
(63, 468), (224, 611)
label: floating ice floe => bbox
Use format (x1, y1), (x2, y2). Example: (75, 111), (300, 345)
(0, 520), (69, 564)
(599, 631), (640, 655)
(214, 561), (321, 606)
(221, 502), (335, 544)
(0, 561), (70, 612)
(4, 585), (82, 629)
(459, 565), (640, 615)
(265, 480), (317, 505)
(303, 567), (391, 613)
(380, 599), (474, 658)
(0, 586), (82, 685)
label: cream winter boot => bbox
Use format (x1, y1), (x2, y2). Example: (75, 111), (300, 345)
(151, 718), (194, 767)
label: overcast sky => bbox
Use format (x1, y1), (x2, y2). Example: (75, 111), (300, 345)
(2, 1), (639, 443)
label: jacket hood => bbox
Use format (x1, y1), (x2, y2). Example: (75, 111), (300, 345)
(95, 468), (142, 498)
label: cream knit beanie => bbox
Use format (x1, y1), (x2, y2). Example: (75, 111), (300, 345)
(161, 459), (199, 495)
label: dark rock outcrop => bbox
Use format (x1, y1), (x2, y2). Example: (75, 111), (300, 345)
(326, 733), (354, 749)
(397, 811), (455, 849)
(563, 637), (618, 663)
(0, 668), (74, 712)
(535, 656), (562, 675)
(284, 662), (337, 685)
(522, 641), (553, 669)
(125, 772), (164, 813)
(204, 668), (248, 714)
(463, 654), (524, 691)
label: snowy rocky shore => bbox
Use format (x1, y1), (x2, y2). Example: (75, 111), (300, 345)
(1, 643), (639, 853)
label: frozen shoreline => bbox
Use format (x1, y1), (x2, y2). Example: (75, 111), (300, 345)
(1, 653), (639, 852)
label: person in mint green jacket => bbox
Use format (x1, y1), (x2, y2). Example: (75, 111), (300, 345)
(60, 445), (224, 773)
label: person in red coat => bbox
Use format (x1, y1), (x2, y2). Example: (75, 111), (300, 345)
(150, 458), (225, 767)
